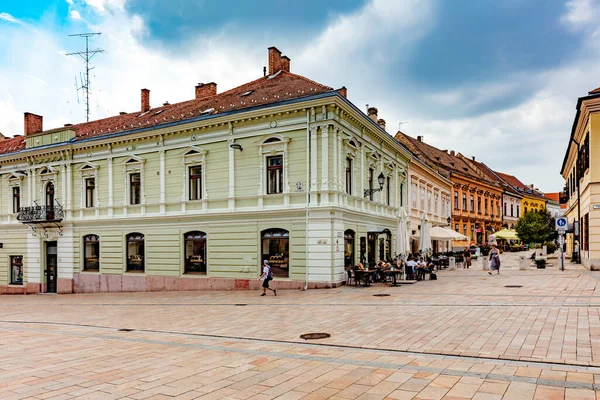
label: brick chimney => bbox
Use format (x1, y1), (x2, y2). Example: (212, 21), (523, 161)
(450, 150), (455, 156)
(336, 87), (347, 98)
(280, 55), (290, 72)
(195, 82), (217, 100)
(267, 47), (291, 75)
(377, 119), (386, 130)
(367, 107), (378, 122)
(141, 88), (150, 112)
(24, 112), (43, 135)
(417, 135), (422, 142)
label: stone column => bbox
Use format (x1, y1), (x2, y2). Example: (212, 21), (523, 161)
(321, 125), (329, 203)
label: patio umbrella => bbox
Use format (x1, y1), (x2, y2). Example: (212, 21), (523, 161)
(396, 208), (410, 280)
(418, 213), (432, 254)
(489, 229), (519, 241)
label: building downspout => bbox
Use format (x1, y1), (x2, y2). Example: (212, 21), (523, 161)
(304, 110), (310, 290)
(572, 138), (581, 264)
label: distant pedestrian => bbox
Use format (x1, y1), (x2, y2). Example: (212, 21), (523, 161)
(463, 248), (472, 269)
(258, 260), (276, 296)
(488, 245), (500, 275)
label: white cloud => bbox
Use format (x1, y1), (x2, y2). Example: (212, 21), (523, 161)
(561, 0), (600, 30)
(0, 12), (18, 23)
(70, 10), (82, 20)
(84, 0), (125, 13)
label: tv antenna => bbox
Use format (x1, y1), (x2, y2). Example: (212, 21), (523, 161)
(66, 32), (105, 122)
(398, 121), (409, 131)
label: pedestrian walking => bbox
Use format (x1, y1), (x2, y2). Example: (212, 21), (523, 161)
(258, 260), (277, 296)
(488, 245), (500, 275)
(463, 247), (472, 269)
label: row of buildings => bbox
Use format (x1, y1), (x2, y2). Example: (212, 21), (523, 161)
(0, 47), (555, 294)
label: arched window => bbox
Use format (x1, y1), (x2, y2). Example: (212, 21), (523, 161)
(261, 229), (289, 277)
(263, 137), (281, 143)
(184, 231), (207, 274)
(83, 234), (100, 271)
(344, 230), (355, 268)
(126, 233), (145, 272)
(45, 182), (56, 220)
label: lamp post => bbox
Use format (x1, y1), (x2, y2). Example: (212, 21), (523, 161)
(364, 172), (385, 198)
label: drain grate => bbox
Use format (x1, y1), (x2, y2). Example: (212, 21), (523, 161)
(373, 294), (391, 297)
(504, 285), (523, 288)
(300, 332), (331, 340)
(118, 328), (134, 332)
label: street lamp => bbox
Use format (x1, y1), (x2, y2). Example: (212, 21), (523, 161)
(364, 172), (385, 198)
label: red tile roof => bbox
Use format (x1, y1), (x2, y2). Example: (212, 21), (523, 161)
(465, 159), (522, 197)
(494, 171), (545, 199)
(589, 86), (600, 94)
(0, 70), (334, 156)
(544, 192), (560, 202)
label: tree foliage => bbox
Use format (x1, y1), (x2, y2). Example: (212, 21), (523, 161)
(515, 209), (556, 245)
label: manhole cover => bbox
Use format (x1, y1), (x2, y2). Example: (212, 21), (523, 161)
(504, 285), (523, 288)
(234, 304), (247, 306)
(118, 328), (134, 332)
(373, 294), (391, 297)
(300, 333), (331, 340)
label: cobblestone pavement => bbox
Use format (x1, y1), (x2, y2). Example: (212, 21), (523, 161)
(2, 251), (600, 399)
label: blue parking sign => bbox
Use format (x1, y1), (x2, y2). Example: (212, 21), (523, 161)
(555, 217), (567, 230)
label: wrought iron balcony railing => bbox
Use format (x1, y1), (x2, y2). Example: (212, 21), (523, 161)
(17, 205), (64, 223)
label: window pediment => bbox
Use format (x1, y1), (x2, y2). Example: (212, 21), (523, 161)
(180, 146), (207, 165)
(258, 134), (289, 146)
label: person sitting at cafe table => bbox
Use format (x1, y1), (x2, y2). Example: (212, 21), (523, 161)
(416, 257), (427, 281)
(405, 257), (416, 280)
(357, 260), (365, 271)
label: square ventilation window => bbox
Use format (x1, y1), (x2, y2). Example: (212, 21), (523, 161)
(241, 90), (254, 97)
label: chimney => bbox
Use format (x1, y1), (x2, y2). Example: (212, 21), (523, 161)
(280, 55), (290, 72)
(64, 123), (73, 127)
(24, 112), (43, 135)
(377, 119), (386, 130)
(367, 107), (378, 122)
(336, 87), (347, 98)
(195, 82), (217, 100)
(417, 135), (422, 142)
(268, 47), (282, 75)
(141, 88), (150, 112)
(163, 101), (170, 106)
(472, 156), (475, 161)
(450, 150), (455, 156)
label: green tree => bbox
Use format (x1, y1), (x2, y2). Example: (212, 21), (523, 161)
(515, 209), (555, 245)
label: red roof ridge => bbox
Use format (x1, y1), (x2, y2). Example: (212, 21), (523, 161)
(589, 86), (600, 94)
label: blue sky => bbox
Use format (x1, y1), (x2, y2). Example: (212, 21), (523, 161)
(0, 0), (599, 191)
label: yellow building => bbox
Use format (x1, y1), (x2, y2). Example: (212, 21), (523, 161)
(494, 172), (546, 214)
(561, 86), (600, 270)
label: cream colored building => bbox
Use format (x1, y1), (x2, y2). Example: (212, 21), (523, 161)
(561, 86), (600, 270)
(0, 47), (411, 294)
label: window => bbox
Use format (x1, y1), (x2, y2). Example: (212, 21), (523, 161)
(344, 230), (355, 268)
(189, 166), (202, 200)
(400, 183), (404, 207)
(517, 205), (520, 218)
(471, 224), (475, 240)
(368, 168), (374, 201)
(441, 197), (445, 217)
(434, 194), (439, 214)
(85, 178), (95, 208)
(83, 235), (100, 271)
(126, 233), (144, 272)
(184, 231), (207, 274)
(266, 156), (283, 194)
(427, 190), (432, 212)
(504, 203), (507, 216)
(412, 184), (417, 208)
(261, 229), (289, 278)
(454, 191), (459, 209)
(10, 255), (23, 285)
(12, 186), (20, 213)
(463, 224), (467, 237)
(583, 213), (589, 251)
(484, 199), (488, 215)
(420, 187), (425, 210)
(511, 204), (514, 217)
(455, 223), (459, 232)
(524, 207), (528, 214)
(130, 173), (141, 205)
(386, 177), (391, 205)
(470, 195), (474, 212)
(462, 194), (467, 210)
(345, 158), (352, 195)
(45, 182), (55, 220)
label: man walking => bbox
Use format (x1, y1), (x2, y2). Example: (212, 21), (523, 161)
(258, 260), (277, 296)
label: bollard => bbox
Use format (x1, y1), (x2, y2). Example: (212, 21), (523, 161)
(542, 245), (547, 256)
(482, 257), (489, 271)
(519, 255), (527, 270)
(449, 256), (456, 271)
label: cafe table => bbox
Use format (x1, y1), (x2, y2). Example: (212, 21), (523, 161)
(384, 268), (403, 286)
(354, 269), (377, 287)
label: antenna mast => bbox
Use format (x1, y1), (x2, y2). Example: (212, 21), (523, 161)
(66, 32), (105, 122)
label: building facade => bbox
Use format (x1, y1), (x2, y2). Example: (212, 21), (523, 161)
(0, 47), (411, 294)
(395, 134), (503, 246)
(543, 193), (563, 218)
(495, 172), (546, 215)
(561, 86), (600, 270)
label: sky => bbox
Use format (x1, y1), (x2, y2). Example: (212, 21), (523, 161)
(0, 0), (599, 192)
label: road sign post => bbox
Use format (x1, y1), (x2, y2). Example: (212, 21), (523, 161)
(555, 218), (568, 272)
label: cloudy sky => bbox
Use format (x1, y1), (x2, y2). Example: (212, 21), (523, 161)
(0, 0), (598, 192)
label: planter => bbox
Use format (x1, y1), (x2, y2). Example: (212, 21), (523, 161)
(535, 259), (546, 269)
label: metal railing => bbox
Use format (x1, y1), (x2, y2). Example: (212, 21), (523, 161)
(17, 205), (64, 223)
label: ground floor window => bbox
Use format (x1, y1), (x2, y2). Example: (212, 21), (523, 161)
(126, 233), (145, 272)
(261, 229), (289, 277)
(344, 230), (355, 268)
(83, 234), (100, 271)
(184, 231), (207, 274)
(10, 255), (23, 285)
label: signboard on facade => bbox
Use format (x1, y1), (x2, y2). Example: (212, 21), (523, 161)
(592, 204), (600, 210)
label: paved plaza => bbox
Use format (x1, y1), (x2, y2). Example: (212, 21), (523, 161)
(2, 251), (600, 399)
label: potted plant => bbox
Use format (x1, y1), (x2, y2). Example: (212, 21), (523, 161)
(535, 258), (546, 269)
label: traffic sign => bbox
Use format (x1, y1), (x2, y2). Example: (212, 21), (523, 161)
(555, 217), (568, 230)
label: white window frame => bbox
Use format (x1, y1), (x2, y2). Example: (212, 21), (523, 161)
(38, 167), (58, 206)
(8, 175), (23, 214)
(257, 135), (289, 196)
(122, 156), (145, 207)
(77, 162), (99, 210)
(344, 139), (359, 197)
(180, 147), (208, 202)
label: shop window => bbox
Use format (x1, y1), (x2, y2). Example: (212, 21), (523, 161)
(12, 186), (20, 213)
(345, 158), (352, 195)
(266, 156), (283, 194)
(261, 229), (289, 278)
(10, 255), (23, 285)
(189, 166), (202, 200)
(83, 234), (100, 271)
(184, 231), (207, 274)
(344, 230), (355, 268)
(126, 233), (145, 272)
(130, 173), (141, 205)
(85, 178), (95, 208)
